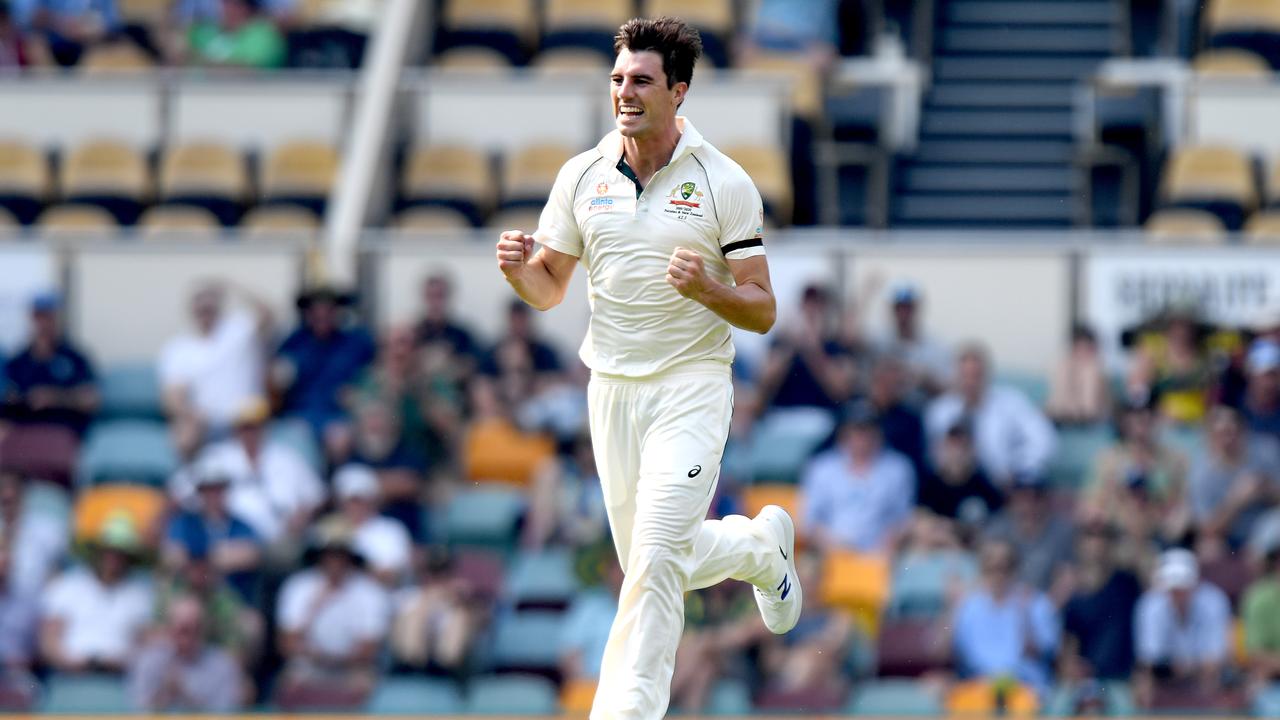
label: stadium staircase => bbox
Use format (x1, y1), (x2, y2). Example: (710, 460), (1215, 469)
(889, 0), (1123, 227)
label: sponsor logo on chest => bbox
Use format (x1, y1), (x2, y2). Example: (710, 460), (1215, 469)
(665, 180), (706, 219)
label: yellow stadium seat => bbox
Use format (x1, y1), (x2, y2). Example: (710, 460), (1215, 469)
(434, 46), (515, 73)
(440, 0), (536, 64)
(501, 143), (574, 207)
(1194, 48), (1272, 77)
(0, 140), (51, 224)
(73, 483), (166, 547)
(394, 206), (474, 232)
(61, 139), (149, 222)
(946, 680), (1039, 716)
(561, 679), (597, 713)
(741, 50), (825, 121)
(118, 0), (171, 27)
(485, 206), (542, 233)
(1161, 144), (1257, 229)
(1245, 210), (1280, 243)
(159, 142), (250, 223)
(1145, 208), (1228, 243)
(819, 550), (890, 630)
(643, 0), (733, 36)
(740, 484), (800, 522)
(531, 47), (612, 77)
(38, 204), (120, 236)
(261, 141), (339, 211)
(1206, 0), (1280, 68)
(402, 145), (494, 223)
(241, 204), (321, 236)
(138, 205), (222, 239)
(725, 144), (792, 225)
(543, 0), (631, 59)
(79, 41), (155, 74)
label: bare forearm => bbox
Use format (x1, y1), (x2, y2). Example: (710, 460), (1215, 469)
(506, 260), (566, 310)
(694, 279), (776, 334)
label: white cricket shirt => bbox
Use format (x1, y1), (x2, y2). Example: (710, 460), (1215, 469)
(534, 117), (767, 378)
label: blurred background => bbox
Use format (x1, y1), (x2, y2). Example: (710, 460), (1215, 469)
(1, 0), (1280, 716)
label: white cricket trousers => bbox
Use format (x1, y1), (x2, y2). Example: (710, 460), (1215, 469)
(587, 361), (778, 720)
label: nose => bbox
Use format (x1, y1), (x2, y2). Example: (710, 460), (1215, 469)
(617, 78), (636, 100)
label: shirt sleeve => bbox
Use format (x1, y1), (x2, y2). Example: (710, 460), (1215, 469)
(1027, 592), (1060, 654)
(799, 458), (831, 533)
(355, 582), (391, 640)
(533, 158), (589, 258)
(40, 575), (73, 619)
(716, 171), (766, 261)
(276, 575), (308, 631)
(1007, 390), (1057, 474)
(1134, 593), (1165, 665)
(1198, 586), (1231, 663)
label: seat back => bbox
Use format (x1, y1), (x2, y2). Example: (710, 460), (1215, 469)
(465, 674), (559, 715)
(62, 139), (149, 200)
(1144, 208), (1228, 243)
(98, 363), (163, 420)
(139, 205), (223, 239)
(262, 141), (339, 200)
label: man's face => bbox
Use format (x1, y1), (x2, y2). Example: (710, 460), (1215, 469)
(892, 301), (915, 330)
(611, 49), (685, 139)
(169, 600), (205, 658)
(980, 543), (1016, 587)
(96, 548), (129, 583)
(1252, 369), (1280, 403)
(306, 300), (339, 337)
(191, 289), (222, 332)
(1209, 410), (1242, 450)
(198, 483), (229, 513)
(844, 424), (880, 459)
(957, 353), (987, 397)
(31, 308), (58, 342)
(424, 277), (450, 316)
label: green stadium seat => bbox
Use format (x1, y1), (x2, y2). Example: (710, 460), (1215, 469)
(491, 610), (565, 672)
(507, 547), (579, 609)
(996, 370), (1050, 407)
(78, 419), (178, 487)
(889, 549), (979, 618)
(1047, 424), (1113, 487)
(465, 674), (558, 715)
(444, 485), (526, 550)
(41, 673), (130, 714)
(368, 677), (464, 715)
(99, 364), (162, 420)
(748, 407), (836, 484)
(705, 678), (753, 715)
(848, 679), (943, 715)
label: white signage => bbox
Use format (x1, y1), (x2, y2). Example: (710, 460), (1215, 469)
(0, 246), (56, 355)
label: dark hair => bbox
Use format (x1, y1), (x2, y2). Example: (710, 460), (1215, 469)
(614, 16), (702, 88)
(1071, 323), (1097, 344)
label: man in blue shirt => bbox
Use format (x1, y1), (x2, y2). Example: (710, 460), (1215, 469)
(2, 292), (98, 435)
(164, 464), (262, 602)
(10, 0), (119, 66)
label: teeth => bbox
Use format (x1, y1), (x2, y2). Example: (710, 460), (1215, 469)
(620, 106), (643, 115)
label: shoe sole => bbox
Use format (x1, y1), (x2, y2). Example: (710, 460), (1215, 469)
(759, 504), (802, 634)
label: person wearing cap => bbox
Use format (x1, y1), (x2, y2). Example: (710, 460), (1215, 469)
(1046, 324), (1110, 425)
(2, 290), (98, 435)
(158, 281), (274, 453)
(800, 399), (915, 553)
(276, 518), (389, 700)
(1133, 548), (1231, 707)
(38, 516), (155, 673)
(1243, 547), (1280, 710)
(162, 461), (262, 602)
(154, 530), (260, 667)
(272, 285), (375, 454)
(757, 284), (859, 413)
(1188, 405), (1280, 551)
(926, 342), (1057, 487)
(1242, 339), (1280, 436)
(983, 472), (1074, 592)
(877, 282), (952, 397)
(127, 594), (244, 712)
(338, 397), (428, 540)
(328, 464), (411, 587)
(1127, 305), (1216, 425)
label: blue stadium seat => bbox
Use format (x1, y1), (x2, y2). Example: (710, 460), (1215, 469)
(889, 550), (979, 618)
(748, 407), (836, 483)
(465, 674), (558, 715)
(41, 673), (130, 714)
(368, 677), (464, 715)
(705, 678), (753, 715)
(77, 419), (178, 487)
(507, 547), (579, 608)
(444, 485), (526, 550)
(1047, 424), (1113, 487)
(491, 610), (564, 672)
(98, 363), (162, 420)
(995, 370), (1049, 407)
(848, 679), (943, 715)
(268, 417), (324, 475)
(1045, 681), (1136, 717)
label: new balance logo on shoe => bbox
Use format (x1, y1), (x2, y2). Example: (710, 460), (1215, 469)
(777, 574), (791, 601)
(779, 546), (788, 560)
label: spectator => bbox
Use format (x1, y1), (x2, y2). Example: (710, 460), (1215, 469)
(926, 342), (1057, 486)
(741, 0), (838, 67)
(162, 463), (262, 602)
(1243, 547), (1280, 701)
(916, 418), (1003, 525)
(340, 398), (427, 541)
(1084, 393), (1191, 548)
(0, 545), (38, 700)
(877, 283), (952, 397)
(800, 400), (915, 553)
(1128, 307), (1215, 425)
(1059, 521), (1143, 684)
(11, 0), (119, 66)
(523, 432), (607, 550)
(276, 519), (390, 701)
(273, 286), (376, 454)
(173, 398), (325, 559)
(1134, 548), (1231, 707)
(865, 355), (927, 476)
(479, 300), (563, 383)
(757, 555), (853, 696)
(154, 540), (261, 666)
(948, 538), (1059, 694)
(561, 550), (623, 688)
(0, 471), (68, 596)
(2, 291), (99, 435)
(329, 464), (412, 587)
(390, 546), (481, 676)
(345, 325), (435, 466)
(39, 517), (154, 673)
(672, 579), (765, 712)
(179, 0), (284, 68)
(0, 1), (28, 68)
(462, 376), (555, 487)
(127, 595), (243, 712)
(158, 281), (273, 455)
(1189, 405), (1280, 551)
(757, 284), (858, 413)
(1242, 340), (1280, 436)
(414, 273), (479, 386)
(1046, 324), (1110, 425)
(984, 473), (1073, 592)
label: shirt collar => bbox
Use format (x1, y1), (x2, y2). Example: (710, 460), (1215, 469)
(597, 116), (704, 166)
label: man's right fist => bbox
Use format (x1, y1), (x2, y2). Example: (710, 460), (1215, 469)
(496, 231), (535, 278)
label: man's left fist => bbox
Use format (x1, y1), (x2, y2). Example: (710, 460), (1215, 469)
(666, 247), (709, 300)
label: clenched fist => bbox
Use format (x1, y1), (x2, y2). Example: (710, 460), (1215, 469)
(496, 231), (535, 279)
(666, 247), (710, 300)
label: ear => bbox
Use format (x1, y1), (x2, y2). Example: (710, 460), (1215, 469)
(673, 81), (689, 106)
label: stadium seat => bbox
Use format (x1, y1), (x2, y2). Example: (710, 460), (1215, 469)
(241, 205), (322, 238)
(876, 618), (947, 677)
(755, 683), (847, 712)
(492, 610), (565, 673)
(501, 143), (574, 209)
(367, 677), (464, 715)
(444, 485), (526, 549)
(821, 550), (890, 627)
(37, 204), (120, 236)
(1144, 208), (1228, 243)
(485, 206), (543, 233)
(560, 678), (596, 713)
(78, 41), (155, 74)
(77, 419), (178, 487)
(1206, 0), (1280, 69)
(947, 680), (1038, 715)
(275, 679), (369, 711)
(1245, 210), (1280, 242)
(705, 678), (753, 715)
(453, 548), (507, 602)
(740, 483), (800, 523)
(888, 550), (978, 619)
(438, 0), (537, 65)
(1161, 144), (1257, 230)
(41, 673), (130, 713)
(542, 0), (632, 60)
(0, 678), (34, 711)
(1044, 681), (1137, 716)
(158, 142), (250, 226)
(848, 679), (944, 716)
(747, 407), (835, 483)
(1047, 424), (1113, 487)
(395, 206), (475, 232)
(434, 46), (516, 73)
(0, 140), (49, 224)
(72, 484), (166, 545)
(0, 424), (79, 488)
(724, 144), (793, 225)
(261, 141), (339, 215)
(138, 204), (223, 239)
(268, 417), (325, 475)
(24, 480), (71, 525)
(995, 370), (1050, 407)
(641, 0), (734, 66)
(507, 547), (579, 609)
(98, 363), (163, 420)
(118, 0), (170, 30)
(466, 674), (559, 715)
(61, 140), (149, 224)
(401, 145), (494, 224)
(1201, 552), (1255, 609)
(1193, 48), (1272, 76)
(531, 47), (612, 77)
(740, 51), (825, 121)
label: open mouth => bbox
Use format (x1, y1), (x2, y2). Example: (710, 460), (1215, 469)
(618, 104), (644, 118)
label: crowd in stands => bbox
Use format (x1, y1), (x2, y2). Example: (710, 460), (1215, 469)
(2, 267), (1280, 715)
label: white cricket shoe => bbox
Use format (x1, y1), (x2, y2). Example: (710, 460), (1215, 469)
(752, 504), (801, 634)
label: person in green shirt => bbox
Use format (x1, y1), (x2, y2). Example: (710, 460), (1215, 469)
(185, 0), (285, 69)
(1245, 548), (1280, 700)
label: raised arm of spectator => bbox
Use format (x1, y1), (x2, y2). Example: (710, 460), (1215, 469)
(1013, 391), (1057, 474)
